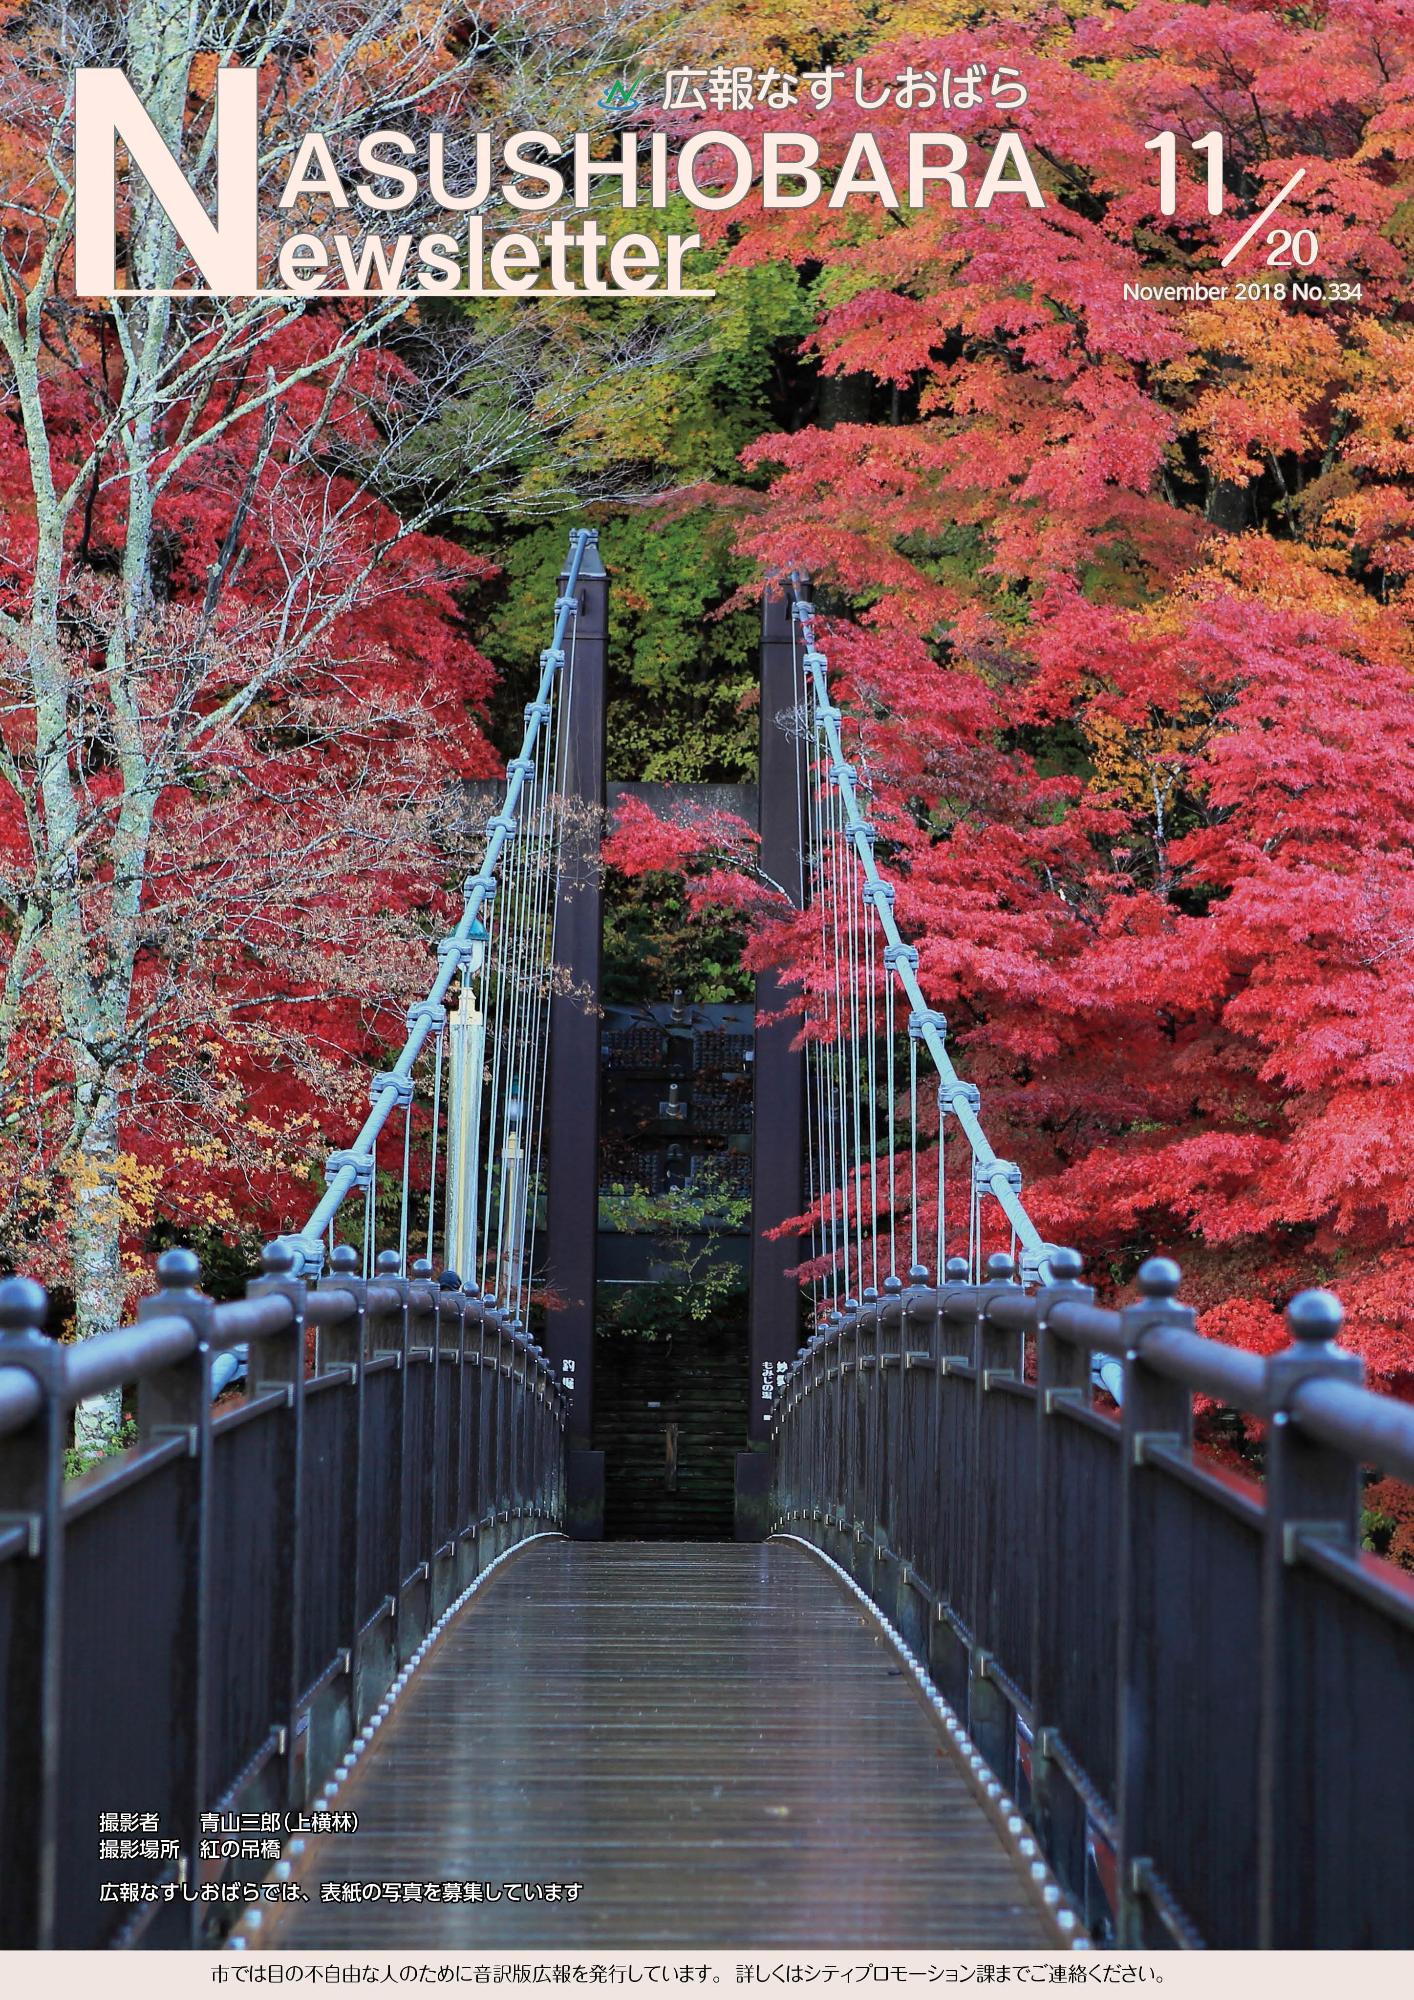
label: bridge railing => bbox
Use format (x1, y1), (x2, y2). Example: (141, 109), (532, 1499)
(0, 1248), (566, 1950)
(772, 1251), (1414, 1951)
(787, 582), (1063, 1303)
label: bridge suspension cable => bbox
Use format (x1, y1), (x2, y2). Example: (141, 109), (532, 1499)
(788, 584), (1059, 1323)
(273, 526), (593, 1325)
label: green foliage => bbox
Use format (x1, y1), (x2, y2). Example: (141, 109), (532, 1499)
(144, 1222), (262, 1303)
(602, 866), (751, 1005)
(465, 256), (812, 784)
(472, 512), (760, 782)
(601, 512), (757, 782)
(598, 1168), (750, 1337)
(64, 1415), (138, 1482)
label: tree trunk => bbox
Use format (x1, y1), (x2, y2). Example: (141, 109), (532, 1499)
(69, 1088), (124, 1453)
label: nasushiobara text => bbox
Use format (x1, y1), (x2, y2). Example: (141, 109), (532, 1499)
(75, 69), (1048, 299)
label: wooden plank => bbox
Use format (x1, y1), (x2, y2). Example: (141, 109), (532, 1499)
(259, 1542), (1059, 1947)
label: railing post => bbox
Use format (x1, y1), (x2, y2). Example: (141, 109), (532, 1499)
(484, 1301), (508, 1559)
(471, 1297), (494, 1563)
(352, 1248), (406, 1702)
(519, 1336), (534, 1526)
(875, 1273), (905, 1614)
(317, 1245), (369, 1739)
(1029, 1247), (1093, 1871)
(819, 1317), (843, 1554)
(245, 1241), (308, 1809)
(507, 1330), (526, 1531)
(135, 1250), (214, 1944)
(842, 1297), (864, 1579)
(894, 1266), (934, 1653)
(1257, 1289), (1363, 1948)
(556, 1360), (572, 1528)
(525, 1338), (540, 1524)
(1115, 1257), (1194, 1947)
(968, 1250), (1023, 1773)
(520, 1332), (537, 1526)
(437, 1271), (475, 1592)
(811, 1328), (830, 1543)
(0, 1278), (64, 1949)
(525, 1340), (542, 1524)
(797, 1332), (814, 1530)
(813, 1325), (835, 1550)
(924, 1257), (972, 1701)
(798, 1326), (811, 1523)
(407, 1257), (438, 1642)
(857, 1286), (882, 1595)
(365, 1248), (414, 1661)
(529, 1342), (552, 1526)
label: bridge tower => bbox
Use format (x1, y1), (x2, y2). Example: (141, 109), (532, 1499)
(545, 532), (608, 1537)
(542, 547), (807, 1541)
(734, 582), (806, 1538)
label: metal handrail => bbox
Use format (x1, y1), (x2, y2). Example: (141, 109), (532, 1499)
(774, 1251), (1414, 1949)
(791, 1259), (1414, 1486)
(1289, 1372), (1414, 1486)
(0, 1265), (560, 1439)
(0, 1247), (567, 1948)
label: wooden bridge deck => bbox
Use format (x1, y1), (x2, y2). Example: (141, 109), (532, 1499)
(257, 1540), (1062, 1948)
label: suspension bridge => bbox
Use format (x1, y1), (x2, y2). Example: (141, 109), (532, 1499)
(0, 529), (1410, 1953)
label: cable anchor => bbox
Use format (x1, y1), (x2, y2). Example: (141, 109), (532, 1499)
(438, 935), (485, 970)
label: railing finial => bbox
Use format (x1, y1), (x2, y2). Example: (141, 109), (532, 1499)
(156, 1246), (202, 1293)
(1285, 1288), (1344, 1348)
(0, 1275), (48, 1336)
(1136, 1256), (1182, 1300)
(260, 1240), (296, 1278)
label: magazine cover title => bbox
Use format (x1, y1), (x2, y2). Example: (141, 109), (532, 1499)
(74, 64), (1050, 298)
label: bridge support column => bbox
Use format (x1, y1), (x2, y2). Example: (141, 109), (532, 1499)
(736, 580), (806, 1540)
(546, 532), (607, 1538)
(1114, 1263), (1196, 1949)
(0, 1280), (65, 1950)
(1257, 1293), (1364, 1949)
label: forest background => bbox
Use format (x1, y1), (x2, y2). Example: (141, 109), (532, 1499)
(1, 0), (1413, 1555)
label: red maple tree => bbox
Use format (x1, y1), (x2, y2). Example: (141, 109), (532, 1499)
(0, 310), (499, 1305)
(612, 0), (1414, 1424)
